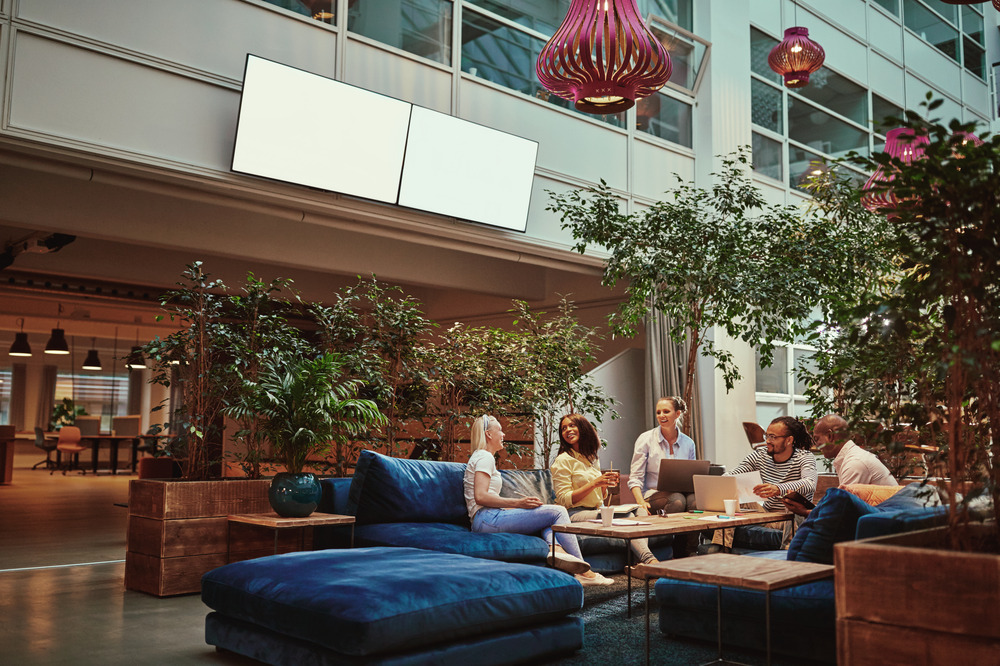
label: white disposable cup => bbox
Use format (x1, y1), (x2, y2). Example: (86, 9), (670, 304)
(600, 505), (614, 527)
(723, 499), (737, 516)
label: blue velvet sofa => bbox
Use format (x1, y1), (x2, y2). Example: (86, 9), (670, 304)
(315, 450), (675, 573)
(654, 483), (950, 663)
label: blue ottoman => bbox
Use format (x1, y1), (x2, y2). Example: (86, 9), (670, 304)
(202, 547), (584, 665)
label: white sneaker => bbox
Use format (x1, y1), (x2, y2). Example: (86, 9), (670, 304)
(547, 550), (591, 575)
(576, 572), (615, 586)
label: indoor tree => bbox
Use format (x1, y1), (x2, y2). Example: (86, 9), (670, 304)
(547, 149), (885, 455)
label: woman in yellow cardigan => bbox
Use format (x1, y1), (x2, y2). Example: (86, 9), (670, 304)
(550, 413), (658, 576)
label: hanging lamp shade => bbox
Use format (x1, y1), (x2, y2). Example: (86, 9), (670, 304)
(768, 27), (825, 89)
(9, 332), (31, 356)
(44, 327), (70, 355)
(861, 128), (931, 214)
(126, 346), (146, 369)
(83, 338), (102, 371)
(536, 0), (672, 115)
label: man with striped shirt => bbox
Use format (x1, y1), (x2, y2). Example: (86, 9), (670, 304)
(706, 416), (817, 551)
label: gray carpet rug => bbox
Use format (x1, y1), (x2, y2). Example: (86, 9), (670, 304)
(542, 574), (829, 665)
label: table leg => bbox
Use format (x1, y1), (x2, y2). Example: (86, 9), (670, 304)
(91, 440), (99, 473)
(110, 439), (119, 475)
(226, 521), (232, 564)
(644, 575), (650, 666)
(765, 590), (772, 666)
(716, 584), (723, 662)
(130, 438), (139, 474)
(625, 537), (633, 618)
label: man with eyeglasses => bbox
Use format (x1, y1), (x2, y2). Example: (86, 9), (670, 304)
(703, 416), (817, 552)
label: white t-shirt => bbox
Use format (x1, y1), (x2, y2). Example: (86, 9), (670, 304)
(464, 449), (502, 520)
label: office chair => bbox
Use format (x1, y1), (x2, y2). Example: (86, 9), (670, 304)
(51, 426), (87, 475)
(33, 426), (58, 470)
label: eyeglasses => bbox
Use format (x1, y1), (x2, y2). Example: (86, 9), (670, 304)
(764, 433), (790, 442)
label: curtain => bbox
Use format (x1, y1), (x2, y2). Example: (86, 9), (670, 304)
(10, 364), (26, 431)
(645, 310), (703, 458)
(36, 365), (57, 430)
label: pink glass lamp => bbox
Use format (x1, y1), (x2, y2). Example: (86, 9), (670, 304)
(536, 0), (672, 115)
(768, 27), (825, 89)
(861, 128), (930, 213)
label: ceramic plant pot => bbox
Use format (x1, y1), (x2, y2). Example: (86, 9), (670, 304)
(268, 472), (322, 517)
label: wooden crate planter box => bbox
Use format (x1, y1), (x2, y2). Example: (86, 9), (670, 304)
(125, 478), (275, 597)
(835, 524), (1000, 665)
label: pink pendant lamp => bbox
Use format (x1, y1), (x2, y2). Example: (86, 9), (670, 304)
(536, 0), (672, 115)
(768, 27), (825, 89)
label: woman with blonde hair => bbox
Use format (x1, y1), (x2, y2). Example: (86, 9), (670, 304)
(464, 414), (612, 585)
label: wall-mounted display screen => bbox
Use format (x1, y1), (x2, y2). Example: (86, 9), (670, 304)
(232, 55), (411, 204)
(398, 106), (537, 233)
(232, 55), (537, 233)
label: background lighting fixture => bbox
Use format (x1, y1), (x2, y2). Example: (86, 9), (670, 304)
(44, 305), (70, 355)
(536, 0), (672, 115)
(82, 337), (103, 371)
(8, 318), (32, 357)
(768, 27), (825, 89)
(126, 328), (146, 369)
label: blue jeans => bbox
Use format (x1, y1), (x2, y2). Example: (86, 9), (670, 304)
(472, 504), (583, 560)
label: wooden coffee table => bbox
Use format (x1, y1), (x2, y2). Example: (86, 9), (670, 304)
(553, 510), (793, 616)
(227, 512), (355, 563)
(639, 553), (834, 665)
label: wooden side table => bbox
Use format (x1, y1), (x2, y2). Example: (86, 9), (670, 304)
(640, 553), (834, 666)
(227, 512), (355, 563)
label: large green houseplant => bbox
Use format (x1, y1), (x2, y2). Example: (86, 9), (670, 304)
(232, 352), (385, 517)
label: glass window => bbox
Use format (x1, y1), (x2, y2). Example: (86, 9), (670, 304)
(789, 98), (869, 160)
(55, 373), (128, 433)
(756, 402), (788, 427)
(789, 145), (827, 193)
(873, 0), (899, 16)
(636, 93), (692, 147)
(349, 0), (452, 65)
(921, 0), (957, 24)
(750, 27), (781, 84)
(752, 131), (782, 181)
(872, 94), (903, 134)
(961, 6), (983, 44)
(793, 348), (814, 395)
(0, 368), (9, 425)
(640, 0), (693, 32)
(792, 69), (867, 126)
(751, 79), (782, 133)
(756, 349), (788, 394)
(462, 8), (623, 127)
(963, 38), (985, 80)
(261, 0), (335, 24)
(650, 21), (709, 95)
(902, 0), (958, 61)
(467, 0), (568, 34)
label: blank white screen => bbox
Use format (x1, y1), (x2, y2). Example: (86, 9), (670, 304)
(232, 55), (411, 204)
(398, 107), (538, 232)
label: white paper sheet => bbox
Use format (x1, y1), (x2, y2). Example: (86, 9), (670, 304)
(731, 471), (768, 504)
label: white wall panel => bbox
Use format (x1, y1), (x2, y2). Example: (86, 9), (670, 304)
(748, 0), (780, 30)
(961, 72), (990, 119)
(904, 73), (962, 122)
(802, 0), (867, 41)
(460, 78), (629, 191)
(17, 0), (337, 82)
(869, 51), (904, 103)
(868, 8), (902, 64)
(8, 33), (237, 171)
(902, 33), (962, 100)
(800, 10), (867, 83)
(632, 141), (694, 201)
(344, 40), (452, 112)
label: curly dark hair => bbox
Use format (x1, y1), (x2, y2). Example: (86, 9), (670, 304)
(557, 414), (601, 462)
(770, 416), (813, 450)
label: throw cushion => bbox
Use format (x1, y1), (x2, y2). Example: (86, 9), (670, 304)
(201, 547), (583, 657)
(786, 488), (879, 564)
(840, 483), (903, 506)
(347, 451), (469, 525)
(872, 481), (942, 511)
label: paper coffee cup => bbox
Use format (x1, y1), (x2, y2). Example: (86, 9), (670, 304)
(723, 499), (737, 516)
(600, 505), (614, 527)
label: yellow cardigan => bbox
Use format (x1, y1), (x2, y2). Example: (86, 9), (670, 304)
(551, 449), (604, 509)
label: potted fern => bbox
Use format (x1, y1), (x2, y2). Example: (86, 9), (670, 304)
(237, 352), (385, 517)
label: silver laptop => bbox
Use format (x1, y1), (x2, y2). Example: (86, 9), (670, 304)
(692, 475), (764, 512)
(656, 459), (711, 493)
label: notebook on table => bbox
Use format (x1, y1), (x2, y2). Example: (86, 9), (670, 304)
(656, 459), (711, 493)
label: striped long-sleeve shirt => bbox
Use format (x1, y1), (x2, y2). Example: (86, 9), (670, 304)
(728, 448), (817, 511)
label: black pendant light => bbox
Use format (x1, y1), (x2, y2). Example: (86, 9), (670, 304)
(126, 328), (146, 369)
(82, 337), (102, 371)
(44, 304), (70, 355)
(8, 318), (31, 357)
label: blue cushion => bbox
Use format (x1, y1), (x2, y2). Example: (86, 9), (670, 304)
(498, 468), (555, 503)
(348, 451), (468, 525)
(787, 488), (879, 564)
(318, 477), (353, 514)
(871, 481), (941, 511)
(354, 522), (548, 562)
(201, 547), (583, 658)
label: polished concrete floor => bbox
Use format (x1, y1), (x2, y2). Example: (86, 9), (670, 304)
(0, 441), (246, 665)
